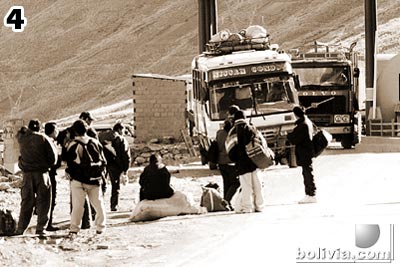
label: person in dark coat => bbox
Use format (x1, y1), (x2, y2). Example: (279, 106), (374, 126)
(101, 122), (131, 211)
(226, 110), (264, 213)
(15, 119), (58, 236)
(139, 154), (174, 201)
(216, 119), (240, 206)
(44, 122), (62, 231)
(287, 106), (317, 204)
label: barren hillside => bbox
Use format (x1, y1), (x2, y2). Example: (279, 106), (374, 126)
(0, 0), (399, 124)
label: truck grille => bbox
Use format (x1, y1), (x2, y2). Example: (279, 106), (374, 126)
(299, 95), (347, 114)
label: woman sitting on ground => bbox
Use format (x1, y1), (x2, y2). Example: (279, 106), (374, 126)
(139, 154), (174, 201)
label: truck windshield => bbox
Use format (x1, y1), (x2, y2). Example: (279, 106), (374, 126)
(295, 67), (349, 87)
(209, 76), (297, 120)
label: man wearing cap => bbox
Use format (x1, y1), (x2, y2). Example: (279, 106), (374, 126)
(79, 111), (98, 139)
(287, 106), (317, 204)
(15, 120), (58, 236)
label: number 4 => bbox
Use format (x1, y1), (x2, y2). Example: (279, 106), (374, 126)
(3, 6), (27, 32)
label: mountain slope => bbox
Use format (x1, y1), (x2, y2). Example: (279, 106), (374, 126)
(0, 0), (399, 124)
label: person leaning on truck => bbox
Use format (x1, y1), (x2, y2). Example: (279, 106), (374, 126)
(287, 106), (317, 204)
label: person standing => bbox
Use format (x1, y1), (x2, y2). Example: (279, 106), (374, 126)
(65, 120), (107, 235)
(287, 106), (317, 204)
(15, 120), (58, 236)
(226, 110), (265, 213)
(216, 119), (240, 207)
(44, 122), (62, 231)
(100, 122), (131, 211)
(139, 154), (174, 201)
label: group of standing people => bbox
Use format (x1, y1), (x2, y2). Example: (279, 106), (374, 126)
(14, 112), (131, 237)
(214, 104), (317, 213)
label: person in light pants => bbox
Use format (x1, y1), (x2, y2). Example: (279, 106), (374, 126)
(69, 180), (106, 234)
(226, 110), (265, 213)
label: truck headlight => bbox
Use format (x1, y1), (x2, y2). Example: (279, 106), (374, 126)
(334, 114), (350, 124)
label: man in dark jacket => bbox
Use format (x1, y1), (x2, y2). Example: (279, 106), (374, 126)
(287, 106), (316, 204)
(226, 110), (264, 213)
(44, 122), (62, 231)
(15, 120), (58, 236)
(139, 154), (174, 201)
(100, 122), (131, 211)
(216, 119), (239, 207)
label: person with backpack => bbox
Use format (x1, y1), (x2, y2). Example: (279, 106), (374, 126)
(99, 122), (131, 211)
(287, 106), (317, 204)
(226, 110), (265, 213)
(15, 119), (58, 236)
(65, 119), (107, 235)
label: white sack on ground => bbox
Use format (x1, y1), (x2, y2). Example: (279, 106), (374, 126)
(129, 191), (206, 222)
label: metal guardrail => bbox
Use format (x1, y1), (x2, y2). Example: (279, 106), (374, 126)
(369, 119), (400, 137)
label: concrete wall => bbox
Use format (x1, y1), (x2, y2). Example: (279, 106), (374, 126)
(132, 76), (188, 142)
(376, 54), (400, 121)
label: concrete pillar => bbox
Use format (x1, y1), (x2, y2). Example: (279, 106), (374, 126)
(3, 119), (24, 173)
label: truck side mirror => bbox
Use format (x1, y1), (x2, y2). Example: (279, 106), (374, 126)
(294, 74), (300, 89)
(354, 68), (360, 78)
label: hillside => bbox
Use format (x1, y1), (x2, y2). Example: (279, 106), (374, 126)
(0, 0), (399, 125)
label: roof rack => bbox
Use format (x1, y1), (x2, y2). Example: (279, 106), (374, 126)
(205, 37), (271, 55)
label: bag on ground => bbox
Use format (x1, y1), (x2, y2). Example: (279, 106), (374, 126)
(246, 130), (275, 169)
(312, 129), (332, 157)
(0, 208), (17, 236)
(129, 191), (206, 222)
(200, 186), (231, 212)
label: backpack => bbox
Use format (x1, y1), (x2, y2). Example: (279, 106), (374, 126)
(245, 129), (275, 169)
(200, 186), (231, 212)
(0, 208), (17, 236)
(207, 140), (219, 164)
(98, 129), (117, 162)
(75, 140), (106, 183)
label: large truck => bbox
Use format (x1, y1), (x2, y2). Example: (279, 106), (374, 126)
(290, 42), (361, 148)
(190, 27), (299, 166)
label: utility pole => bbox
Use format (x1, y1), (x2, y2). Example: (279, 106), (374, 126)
(365, 0), (377, 134)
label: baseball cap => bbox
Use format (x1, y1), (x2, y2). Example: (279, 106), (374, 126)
(79, 111), (95, 121)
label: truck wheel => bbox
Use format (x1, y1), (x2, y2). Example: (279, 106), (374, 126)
(341, 135), (353, 149)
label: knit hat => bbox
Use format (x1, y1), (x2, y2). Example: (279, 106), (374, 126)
(293, 106), (305, 117)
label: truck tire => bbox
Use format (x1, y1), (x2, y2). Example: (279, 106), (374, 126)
(341, 135), (353, 149)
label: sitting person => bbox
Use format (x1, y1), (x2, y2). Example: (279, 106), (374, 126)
(139, 154), (174, 201)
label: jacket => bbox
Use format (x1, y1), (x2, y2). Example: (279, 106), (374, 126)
(216, 129), (232, 165)
(287, 116), (315, 166)
(17, 127), (58, 173)
(139, 162), (174, 201)
(100, 130), (131, 173)
(226, 119), (257, 175)
(65, 134), (107, 185)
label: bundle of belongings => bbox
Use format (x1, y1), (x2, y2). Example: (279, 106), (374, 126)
(209, 25), (270, 45)
(129, 191), (206, 222)
(200, 182), (232, 212)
